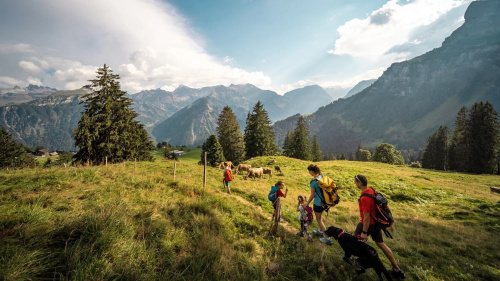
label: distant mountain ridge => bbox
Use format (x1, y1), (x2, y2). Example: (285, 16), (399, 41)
(0, 89), (87, 151)
(273, 0), (500, 154)
(0, 84), (58, 106)
(152, 84), (333, 146)
(343, 79), (377, 98)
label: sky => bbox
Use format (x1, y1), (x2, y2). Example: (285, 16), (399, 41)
(0, 0), (472, 94)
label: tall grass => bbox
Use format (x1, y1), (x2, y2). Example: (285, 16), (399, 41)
(1, 156), (499, 280)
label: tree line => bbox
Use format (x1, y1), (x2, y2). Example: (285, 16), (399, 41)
(422, 102), (500, 174)
(200, 102), (278, 166)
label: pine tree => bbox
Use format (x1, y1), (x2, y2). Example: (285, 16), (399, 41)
(422, 132), (437, 169)
(467, 102), (499, 174)
(73, 64), (153, 165)
(282, 131), (294, 157)
(311, 134), (322, 162)
(216, 106), (245, 163)
(448, 106), (469, 172)
(290, 116), (311, 160)
(434, 126), (450, 170)
(0, 128), (35, 168)
(244, 101), (276, 158)
(201, 134), (225, 167)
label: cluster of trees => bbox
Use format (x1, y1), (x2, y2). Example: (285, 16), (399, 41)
(352, 143), (405, 165)
(201, 102), (276, 167)
(422, 102), (500, 174)
(281, 117), (322, 161)
(0, 128), (36, 169)
(73, 65), (154, 165)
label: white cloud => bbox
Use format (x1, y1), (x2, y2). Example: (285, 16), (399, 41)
(19, 61), (42, 74)
(0, 43), (34, 54)
(0, 0), (271, 92)
(329, 0), (471, 60)
(0, 76), (25, 88)
(26, 76), (42, 86)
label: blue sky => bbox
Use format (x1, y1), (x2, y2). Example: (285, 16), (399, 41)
(0, 0), (472, 94)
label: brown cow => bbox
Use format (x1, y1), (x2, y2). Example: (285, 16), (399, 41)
(218, 161), (234, 169)
(235, 164), (252, 174)
(244, 168), (263, 180)
(262, 167), (273, 178)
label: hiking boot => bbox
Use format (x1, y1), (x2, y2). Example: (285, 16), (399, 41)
(319, 237), (333, 245)
(278, 218), (284, 223)
(307, 235), (313, 242)
(391, 269), (406, 279)
(313, 230), (324, 237)
(297, 232), (304, 237)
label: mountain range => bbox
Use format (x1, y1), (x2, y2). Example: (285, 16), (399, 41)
(273, 0), (500, 154)
(151, 84), (333, 146)
(0, 85), (58, 106)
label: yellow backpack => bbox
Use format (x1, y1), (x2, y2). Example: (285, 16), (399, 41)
(314, 175), (340, 210)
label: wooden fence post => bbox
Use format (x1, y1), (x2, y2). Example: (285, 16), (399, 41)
(173, 160), (176, 180)
(203, 152), (207, 188)
(105, 156), (107, 167)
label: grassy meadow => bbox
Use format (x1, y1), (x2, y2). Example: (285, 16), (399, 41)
(1, 156), (499, 280)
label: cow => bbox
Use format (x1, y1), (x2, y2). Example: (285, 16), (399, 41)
(235, 164), (252, 174)
(268, 159), (276, 165)
(262, 167), (273, 178)
(275, 165), (283, 175)
(244, 167), (264, 180)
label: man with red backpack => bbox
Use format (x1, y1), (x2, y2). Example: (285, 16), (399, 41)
(354, 174), (406, 279)
(223, 162), (233, 195)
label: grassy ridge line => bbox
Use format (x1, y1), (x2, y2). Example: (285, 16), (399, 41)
(0, 156), (499, 280)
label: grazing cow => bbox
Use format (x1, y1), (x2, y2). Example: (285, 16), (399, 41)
(268, 159), (276, 165)
(491, 186), (500, 194)
(262, 167), (273, 178)
(235, 164), (252, 174)
(244, 167), (264, 180)
(218, 161), (234, 169)
(275, 165), (283, 175)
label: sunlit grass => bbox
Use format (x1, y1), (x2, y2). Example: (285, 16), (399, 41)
(0, 156), (499, 280)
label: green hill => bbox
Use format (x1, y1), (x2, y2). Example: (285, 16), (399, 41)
(1, 157), (499, 280)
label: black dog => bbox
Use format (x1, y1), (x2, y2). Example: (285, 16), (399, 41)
(325, 226), (393, 281)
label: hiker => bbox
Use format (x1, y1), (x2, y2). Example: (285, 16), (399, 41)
(268, 180), (288, 222)
(354, 174), (406, 279)
(223, 162), (233, 195)
(297, 195), (313, 241)
(305, 164), (333, 244)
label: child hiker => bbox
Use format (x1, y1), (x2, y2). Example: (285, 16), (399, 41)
(268, 181), (288, 222)
(223, 162), (233, 195)
(297, 195), (313, 241)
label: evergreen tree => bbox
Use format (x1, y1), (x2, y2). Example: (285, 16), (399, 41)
(339, 154), (347, 160)
(467, 102), (499, 174)
(200, 134), (225, 167)
(282, 131), (294, 157)
(311, 134), (322, 162)
(373, 143), (404, 165)
(290, 116), (311, 160)
(422, 132), (437, 169)
(216, 106), (245, 163)
(73, 64), (153, 164)
(435, 126), (450, 170)
(448, 106), (469, 172)
(0, 128), (35, 168)
(244, 101), (276, 158)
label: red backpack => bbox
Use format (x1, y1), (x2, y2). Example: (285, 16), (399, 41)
(225, 169), (233, 181)
(304, 205), (313, 223)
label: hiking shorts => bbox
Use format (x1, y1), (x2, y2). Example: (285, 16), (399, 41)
(313, 204), (326, 213)
(354, 222), (383, 243)
(224, 180), (229, 186)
